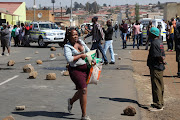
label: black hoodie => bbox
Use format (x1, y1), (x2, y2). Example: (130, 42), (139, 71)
(103, 25), (113, 41)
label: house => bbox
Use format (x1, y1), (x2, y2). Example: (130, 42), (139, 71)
(0, 2), (26, 25)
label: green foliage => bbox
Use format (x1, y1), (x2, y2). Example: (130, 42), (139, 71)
(135, 3), (140, 21)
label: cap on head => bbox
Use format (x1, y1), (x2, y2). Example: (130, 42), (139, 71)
(150, 27), (160, 37)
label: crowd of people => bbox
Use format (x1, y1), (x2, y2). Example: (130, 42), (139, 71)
(0, 23), (32, 56)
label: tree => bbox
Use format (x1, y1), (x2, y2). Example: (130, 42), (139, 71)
(103, 3), (107, 7)
(135, 3), (140, 21)
(66, 8), (71, 14)
(74, 2), (80, 11)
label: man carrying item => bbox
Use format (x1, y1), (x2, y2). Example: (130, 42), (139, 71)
(103, 20), (115, 64)
(84, 16), (108, 65)
(0, 24), (10, 56)
(119, 20), (128, 49)
(147, 27), (166, 111)
(174, 21), (180, 77)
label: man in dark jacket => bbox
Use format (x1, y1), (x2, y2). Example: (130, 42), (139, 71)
(103, 20), (115, 64)
(119, 20), (128, 49)
(84, 16), (108, 65)
(174, 21), (180, 77)
(147, 27), (165, 111)
(0, 24), (10, 56)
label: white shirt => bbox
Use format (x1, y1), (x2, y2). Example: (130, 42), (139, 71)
(15, 27), (20, 36)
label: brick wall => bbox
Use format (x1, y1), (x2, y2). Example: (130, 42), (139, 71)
(26, 10), (54, 22)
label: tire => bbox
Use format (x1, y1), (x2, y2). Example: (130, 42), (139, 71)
(38, 37), (48, 47)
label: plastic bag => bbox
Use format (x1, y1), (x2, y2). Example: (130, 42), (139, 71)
(87, 63), (102, 85)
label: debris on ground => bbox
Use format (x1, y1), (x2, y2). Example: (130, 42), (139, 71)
(57, 53), (61, 56)
(50, 54), (55, 58)
(23, 64), (34, 73)
(35, 51), (39, 54)
(25, 57), (32, 60)
(123, 106), (136, 116)
(36, 60), (43, 64)
(118, 57), (121, 60)
(2, 115), (15, 120)
(46, 73), (56, 80)
(15, 105), (25, 111)
(7, 60), (15, 66)
(50, 47), (56, 51)
(29, 71), (38, 79)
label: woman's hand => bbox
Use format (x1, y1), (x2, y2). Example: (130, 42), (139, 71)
(81, 54), (87, 59)
(92, 59), (96, 65)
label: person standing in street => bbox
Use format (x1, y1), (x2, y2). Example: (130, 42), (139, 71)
(103, 20), (115, 64)
(147, 27), (166, 111)
(64, 28), (92, 120)
(133, 20), (140, 49)
(84, 16), (108, 65)
(119, 20), (128, 49)
(145, 21), (153, 50)
(168, 22), (174, 51)
(15, 25), (20, 46)
(11, 25), (17, 47)
(174, 21), (180, 77)
(0, 24), (10, 56)
(114, 23), (118, 38)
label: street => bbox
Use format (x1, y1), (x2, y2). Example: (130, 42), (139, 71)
(0, 36), (141, 120)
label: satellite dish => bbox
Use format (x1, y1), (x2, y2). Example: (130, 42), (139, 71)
(38, 13), (42, 18)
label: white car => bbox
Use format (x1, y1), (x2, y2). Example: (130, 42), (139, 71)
(29, 22), (65, 47)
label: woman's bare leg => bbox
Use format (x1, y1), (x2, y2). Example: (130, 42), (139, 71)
(79, 88), (87, 117)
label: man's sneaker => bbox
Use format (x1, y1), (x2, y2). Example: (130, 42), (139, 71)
(81, 116), (91, 120)
(68, 98), (73, 113)
(6, 53), (10, 56)
(149, 106), (163, 112)
(109, 61), (115, 64)
(2, 53), (4, 55)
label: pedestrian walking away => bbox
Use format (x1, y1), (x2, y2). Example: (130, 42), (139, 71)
(102, 20), (115, 64)
(168, 22), (174, 51)
(119, 20), (128, 49)
(147, 27), (166, 112)
(64, 28), (92, 120)
(0, 24), (10, 56)
(84, 16), (108, 65)
(114, 23), (118, 38)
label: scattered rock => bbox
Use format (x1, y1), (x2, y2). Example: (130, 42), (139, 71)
(23, 64), (34, 73)
(46, 73), (56, 80)
(2, 115), (15, 120)
(36, 60), (43, 64)
(50, 54), (55, 58)
(29, 71), (38, 79)
(35, 51), (39, 54)
(63, 71), (69, 76)
(15, 105), (25, 111)
(25, 57), (32, 60)
(7, 60), (15, 66)
(118, 57), (121, 60)
(57, 53), (61, 56)
(123, 106), (136, 116)
(50, 47), (56, 51)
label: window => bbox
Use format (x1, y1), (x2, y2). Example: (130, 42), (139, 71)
(39, 24), (50, 29)
(34, 24), (38, 29)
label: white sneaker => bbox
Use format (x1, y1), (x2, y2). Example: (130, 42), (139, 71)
(81, 116), (91, 120)
(68, 98), (73, 113)
(149, 107), (163, 112)
(6, 53), (10, 56)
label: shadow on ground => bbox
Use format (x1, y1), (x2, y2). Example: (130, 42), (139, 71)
(12, 111), (75, 119)
(100, 97), (149, 110)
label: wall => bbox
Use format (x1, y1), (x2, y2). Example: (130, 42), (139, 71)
(26, 10), (54, 22)
(13, 2), (26, 23)
(164, 2), (177, 21)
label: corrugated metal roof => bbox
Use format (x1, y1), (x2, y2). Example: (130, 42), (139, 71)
(0, 2), (23, 14)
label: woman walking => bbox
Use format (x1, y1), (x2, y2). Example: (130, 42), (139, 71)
(64, 28), (91, 120)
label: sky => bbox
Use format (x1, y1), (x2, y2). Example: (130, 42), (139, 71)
(1, 0), (180, 8)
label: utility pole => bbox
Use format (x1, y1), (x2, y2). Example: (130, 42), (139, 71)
(33, 0), (36, 21)
(51, 0), (55, 15)
(70, 0), (72, 26)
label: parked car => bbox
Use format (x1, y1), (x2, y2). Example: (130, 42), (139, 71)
(140, 18), (166, 42)
(29, 22), (65, 47)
